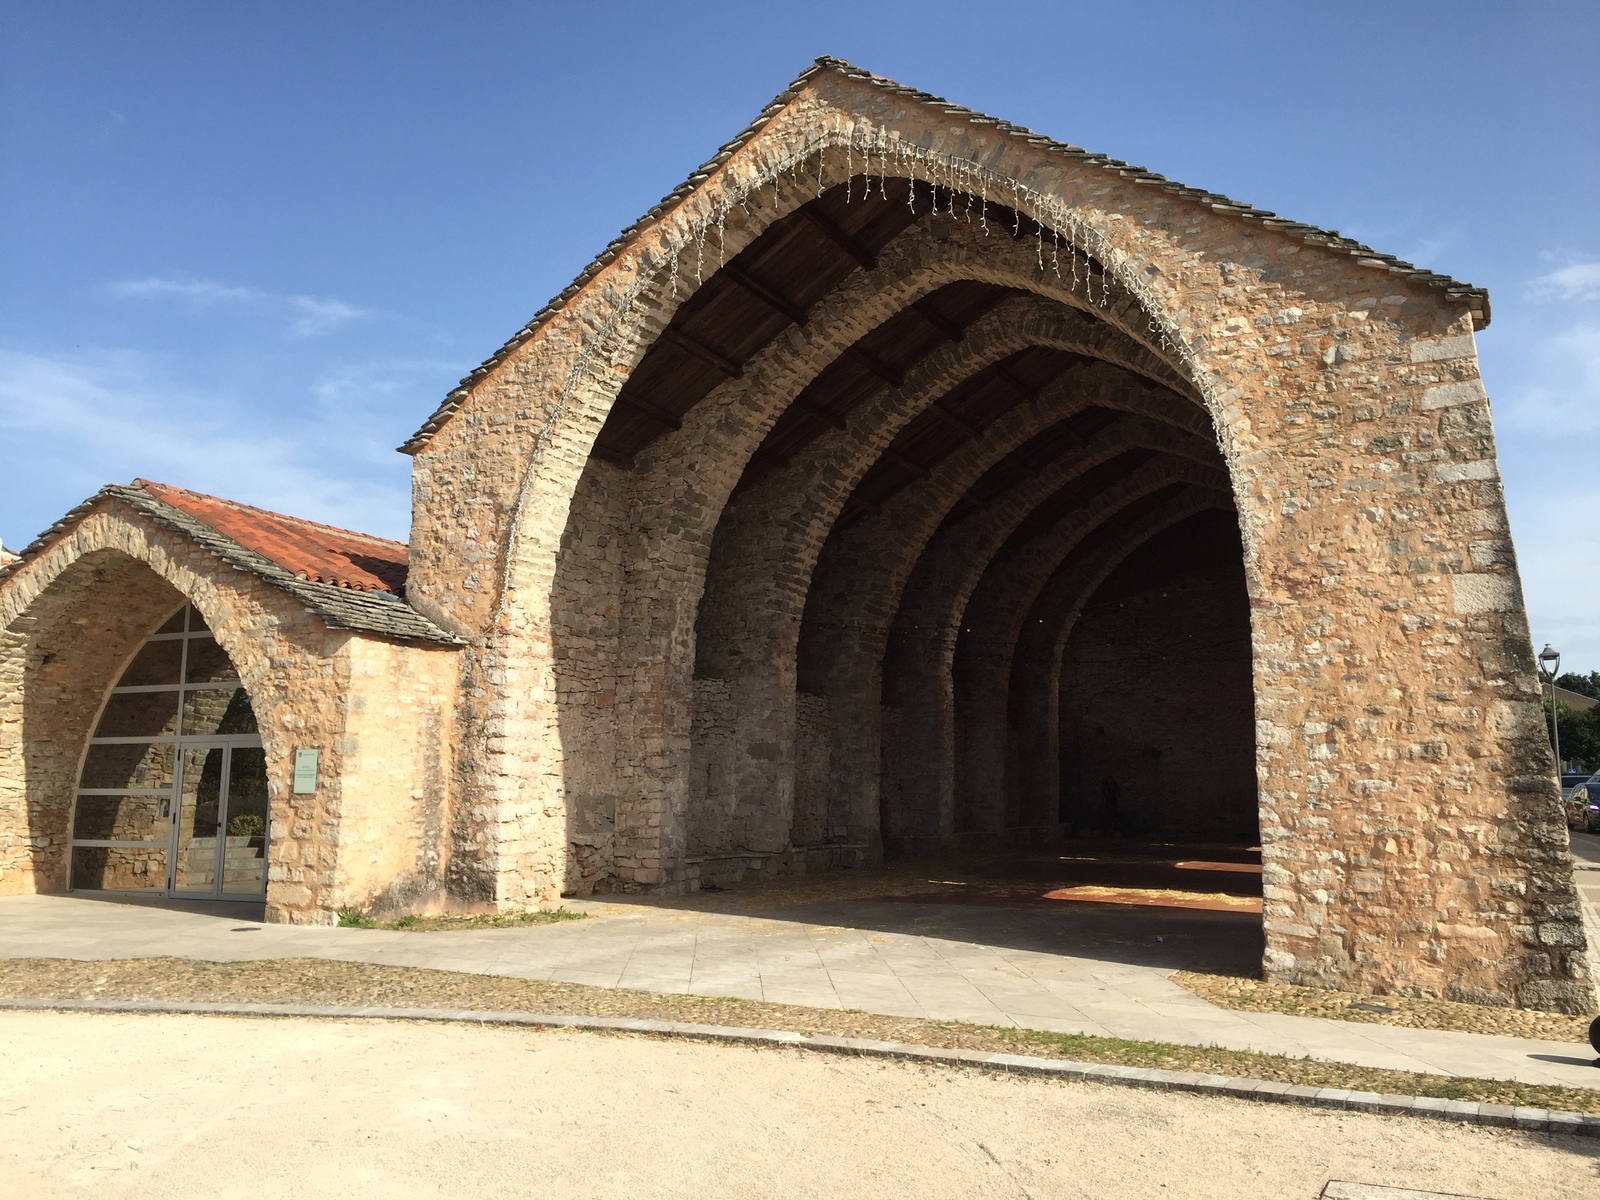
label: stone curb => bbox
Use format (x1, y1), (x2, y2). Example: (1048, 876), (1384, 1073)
(5, 996), (1598, 1137)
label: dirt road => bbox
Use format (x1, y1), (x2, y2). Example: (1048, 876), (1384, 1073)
(2, 1010), (1594, 1199)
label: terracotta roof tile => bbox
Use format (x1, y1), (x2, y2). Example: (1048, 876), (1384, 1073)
(137, 480), (408, 594)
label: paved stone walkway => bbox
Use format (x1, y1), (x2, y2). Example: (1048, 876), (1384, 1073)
(4, 836), (1599, 1093)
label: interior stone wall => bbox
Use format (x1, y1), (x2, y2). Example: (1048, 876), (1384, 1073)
(1056, 511), (1258, 841)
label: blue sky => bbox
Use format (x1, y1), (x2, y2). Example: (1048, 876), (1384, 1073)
(3, 2), (1598, 664)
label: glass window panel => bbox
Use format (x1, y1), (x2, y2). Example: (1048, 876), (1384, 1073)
(174, 747), (224, 891)
(71, 845), (166, 891)
(72, 794), (168, 842)
(116, 639), (182, 687)
(181, 687), (258, 736)
(93, 691), (180, 739)
(155, 607), (188, 635)
(188, 608), (213, 635)
(80, 741), (176, 791)
(222, 746), (268, 893)
(183, 637), (239, 684)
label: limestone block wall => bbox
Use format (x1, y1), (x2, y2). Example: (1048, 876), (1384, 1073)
(323, 634), (461, 915)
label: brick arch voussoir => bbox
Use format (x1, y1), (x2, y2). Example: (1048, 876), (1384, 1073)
(1, 506), (302, 729)
(799, 368), (1207, 683)
(886, 460), (1226, 838)
(615, 215), (1192, 588)
(892, 424), (1224, 655)
(0, 504), (332, 895)
(691, 295), (1187, 679)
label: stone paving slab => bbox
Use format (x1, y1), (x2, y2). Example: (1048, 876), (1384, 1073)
(4, 889), (1599, 1093)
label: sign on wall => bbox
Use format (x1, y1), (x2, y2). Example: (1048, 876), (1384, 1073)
(292, 748), (320, 795)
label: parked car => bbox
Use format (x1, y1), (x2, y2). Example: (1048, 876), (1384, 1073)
(1566, 775), (1600, 834)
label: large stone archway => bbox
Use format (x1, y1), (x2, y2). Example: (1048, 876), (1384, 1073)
(397, 60), (1588, 1011)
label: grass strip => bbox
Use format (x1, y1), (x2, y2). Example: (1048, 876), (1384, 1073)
(1173, 970), (1593, 1044)
(4, 956), (1598, 1114)
(334, 907), (587, 931)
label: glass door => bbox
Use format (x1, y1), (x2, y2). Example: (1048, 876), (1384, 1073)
(171, 741), (269, 897)
(70, 603), (268, 901)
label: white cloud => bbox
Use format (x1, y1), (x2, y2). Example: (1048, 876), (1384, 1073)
(1528, 262), (1600, 303)
(1493, 319), (1600, 435)
(0, 349), (412, 544)
(105, 275), (368, 337)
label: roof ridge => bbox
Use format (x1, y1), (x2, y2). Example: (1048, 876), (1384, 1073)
(399, 56), (1490, 456)
(133, 479), (409, 550)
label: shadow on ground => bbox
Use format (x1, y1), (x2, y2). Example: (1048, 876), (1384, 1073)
(591, 842), (1267, 977)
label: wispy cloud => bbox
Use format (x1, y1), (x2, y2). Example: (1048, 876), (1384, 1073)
(105, 275), (368, 337)
(1528, 262), (1600, 303)
(0, 349), (413, 545)
(1494, 319), (1600, 435)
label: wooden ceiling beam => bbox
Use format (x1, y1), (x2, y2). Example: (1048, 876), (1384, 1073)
(993, 363), (1042, 401)
(616, 392), (683, 431)
(793, 398), (848, 430)
(721, 264), (809, 326)
(798, 207), (878, 271)
(927, 402), (982, 440)
(844, 346), (904, 388)
(590, 442), (635, 468)
(892, 452), (930, 481)
(911, 299), (966, 343)
(660, 326), (743, 379)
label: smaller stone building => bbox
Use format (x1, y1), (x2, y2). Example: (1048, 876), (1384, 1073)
(0, 480), (463, 920)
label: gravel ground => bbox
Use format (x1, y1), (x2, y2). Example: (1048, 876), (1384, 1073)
(1173, 971), (1595, 1043)
(5, 1009), (1596, 1200)
(6, 955), (1600, 1114)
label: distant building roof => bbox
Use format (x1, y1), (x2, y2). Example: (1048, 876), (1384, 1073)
(1554, 685), (1597, 712)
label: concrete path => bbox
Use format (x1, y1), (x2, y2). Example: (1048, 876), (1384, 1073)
(9, 1010), (1591, 1200)
(6, 864), (1600, 1093)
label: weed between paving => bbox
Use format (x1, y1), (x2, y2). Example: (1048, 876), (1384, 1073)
(4, 956), (1598, 1115)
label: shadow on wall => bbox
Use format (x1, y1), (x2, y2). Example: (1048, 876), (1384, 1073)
(13, 552), (189, 893)
(1057, 511), (1257, 842)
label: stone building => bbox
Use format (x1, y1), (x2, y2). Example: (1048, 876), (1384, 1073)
(2, 59), (1592, 1012)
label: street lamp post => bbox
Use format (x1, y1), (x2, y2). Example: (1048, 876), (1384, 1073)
(1539, 644), (1562, 780)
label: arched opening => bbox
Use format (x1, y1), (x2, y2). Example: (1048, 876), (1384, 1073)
(68, 602), (268, 899)
(549, 163), (1252, 914)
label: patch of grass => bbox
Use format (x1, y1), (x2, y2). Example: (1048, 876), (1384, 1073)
(1172, 969), (1592, 1043)
(4, 956), (1598, 1115)
(334, 908), (586, 932)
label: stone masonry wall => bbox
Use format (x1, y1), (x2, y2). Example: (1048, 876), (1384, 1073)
(0, 503), (462, 924)
(400, 66), (1591, 1009)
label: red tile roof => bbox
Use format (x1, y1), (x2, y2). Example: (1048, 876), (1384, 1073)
(136, 480), (408, 594)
